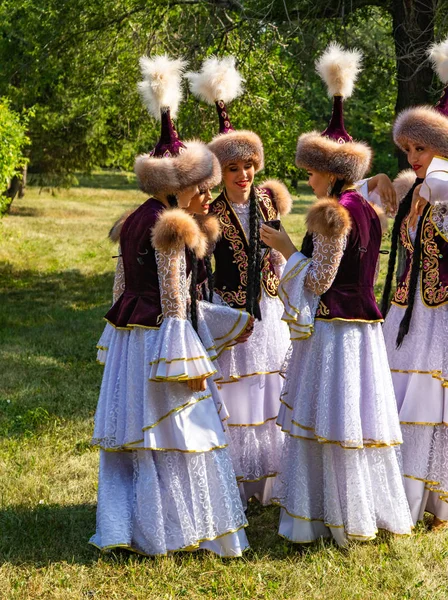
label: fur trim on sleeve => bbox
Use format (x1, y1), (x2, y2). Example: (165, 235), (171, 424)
(258, 179), (293, 216)
(194, 214), (221, 252)
(306, 198), (351, 238)
(393, 169), (417, 203)
(370, 203), (388, 234)
(108, 208), (137, 243)
(151, 208), (207, 258)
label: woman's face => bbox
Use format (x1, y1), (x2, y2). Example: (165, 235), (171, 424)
(307, 169), (333, 199)
(186, 188), (213, 215)
(223, 160), (255, 198)
(403, 142), (435, 178)
(176, 185), (199, 208)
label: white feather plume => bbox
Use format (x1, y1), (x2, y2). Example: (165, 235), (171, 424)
(137, 54), (187, 120)
(428, 38), (448, 84)
(185, 56), (244, 105)
(315, 42), (363, 99)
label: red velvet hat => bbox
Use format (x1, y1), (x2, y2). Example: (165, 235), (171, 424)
(134, 55), (220, 196)
(295, 43), (372, 182)
(186, 56), (264, 173)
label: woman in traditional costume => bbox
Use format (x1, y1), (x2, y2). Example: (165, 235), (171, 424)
(90, 55), (251, 557)
(186, 57), (292, 505)
(381, 38), (448, 529)
(260, 43), (413, 546)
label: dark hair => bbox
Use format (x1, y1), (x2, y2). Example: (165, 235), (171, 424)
(245, 184), (262, 320)
(167, 193), (178, 208)
(329, 178), (346, 198)
(204, 255), (214, 303)
(189, 249), (199, 333)
(396, 201), (430, 348)
(380, 178), (423, 318)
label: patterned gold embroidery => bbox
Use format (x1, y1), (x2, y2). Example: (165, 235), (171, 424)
(316, 300), (330, 317)
(258, 189), (277, 221)
(213, 197), (248, 307)
(393, 215), (412, 306)
(421, 207), (448, 307)
(261, 254), (280, 297)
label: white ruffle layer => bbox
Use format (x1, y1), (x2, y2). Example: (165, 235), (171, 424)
(275, 436), (413, 546)
(216, 290), (290, 381)
(197, 300), (251, 359)
(278, 252), (319, 341)
(90, 448), (248, 557)
(93, 325), (225, 451)
(383, 292), (448, 384)
(278, 320), (403, 448)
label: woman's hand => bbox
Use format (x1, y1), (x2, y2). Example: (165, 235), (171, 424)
(234, 315), (255, 345)
(368, 173), (397, 216)
(409, 184), (429, 229)
(187, 376), (207, 392)
(260, 224), (297, 260)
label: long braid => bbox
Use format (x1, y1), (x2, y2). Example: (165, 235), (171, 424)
(245, 184), (262, 320)
(204, 255), (215, 303)
(396, 202), (430, 348)
(380, 178), (423, 317)
(189, 250), (199, 333)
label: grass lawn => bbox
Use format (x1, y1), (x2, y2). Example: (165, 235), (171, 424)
(0, 171), (447, 600)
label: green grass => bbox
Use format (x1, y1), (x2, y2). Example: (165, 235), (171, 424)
(0, 172), (447, 600)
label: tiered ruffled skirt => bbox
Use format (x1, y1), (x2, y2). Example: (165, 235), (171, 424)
(91, 316), (249, 556)
(216, 291), (290, 504)
(274, 319), (413, 546)
(383, 291), (448, 523)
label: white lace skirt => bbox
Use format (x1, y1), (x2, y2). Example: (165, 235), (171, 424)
(216, 292), (290, 503)
(91, 324), (248, 556)
(275, 319), (413, 545)
(383, 293), (448, 522)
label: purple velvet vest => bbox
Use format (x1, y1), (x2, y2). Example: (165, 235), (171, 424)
(392, 205), (448, 308)
(105, 198), (167, 329)
(210, 188), (280, 308)
(315, 190), (383, 322)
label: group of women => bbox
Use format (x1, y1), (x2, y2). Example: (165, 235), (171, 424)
(89, 39), (448, 556)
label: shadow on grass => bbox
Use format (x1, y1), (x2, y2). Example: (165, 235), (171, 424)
(0, 503), (98, 566)
(0, 263), (113, 433)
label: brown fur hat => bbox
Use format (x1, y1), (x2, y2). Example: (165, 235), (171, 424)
(296, 131), (372, 183)
(393, 106), (448, 158)
(393, 169), (416, 203)
(258, 179), (293, 216)
(208, 130), (264, 173)
(151, 208), (207, 258)
(199, 153), (222, 190)
(194, 214), (221, 253)
(108, 208), (137, 243)
(306, 197), (351, 238)
(135, 140), (218, 197)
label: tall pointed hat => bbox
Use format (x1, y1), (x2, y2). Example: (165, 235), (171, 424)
(134, 55), (220, 196)
(393, 37), (448, 158)
(295, 43), (372, 182)
(186, 56), (264, 172)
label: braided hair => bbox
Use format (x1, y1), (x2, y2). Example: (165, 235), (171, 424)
(245, 184), (262, 321)
(204, 255), (215, 303)
(380, 178), (423, 319)
(188, 249), (199, 333)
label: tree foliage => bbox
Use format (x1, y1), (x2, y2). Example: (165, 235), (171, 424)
(0, 0), (447, 186)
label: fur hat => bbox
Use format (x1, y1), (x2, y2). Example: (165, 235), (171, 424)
(393, 38), (448, 157)
(186, 56), (264, 173)
(296, 43), (372, 182)
(135, 55), (220, 196)
(258, 179), (293, 216)
(306, 197), (352, 238)
(151, 208), (207, 258)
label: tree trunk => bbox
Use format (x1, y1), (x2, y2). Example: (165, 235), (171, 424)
(391, 0), (437, 169)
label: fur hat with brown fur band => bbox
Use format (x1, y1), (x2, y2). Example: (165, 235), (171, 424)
(134, 55), (221, 196)
(186, 56), (264, 172)
(295, 43), (372, 182)
(393, 38), (448, 157)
